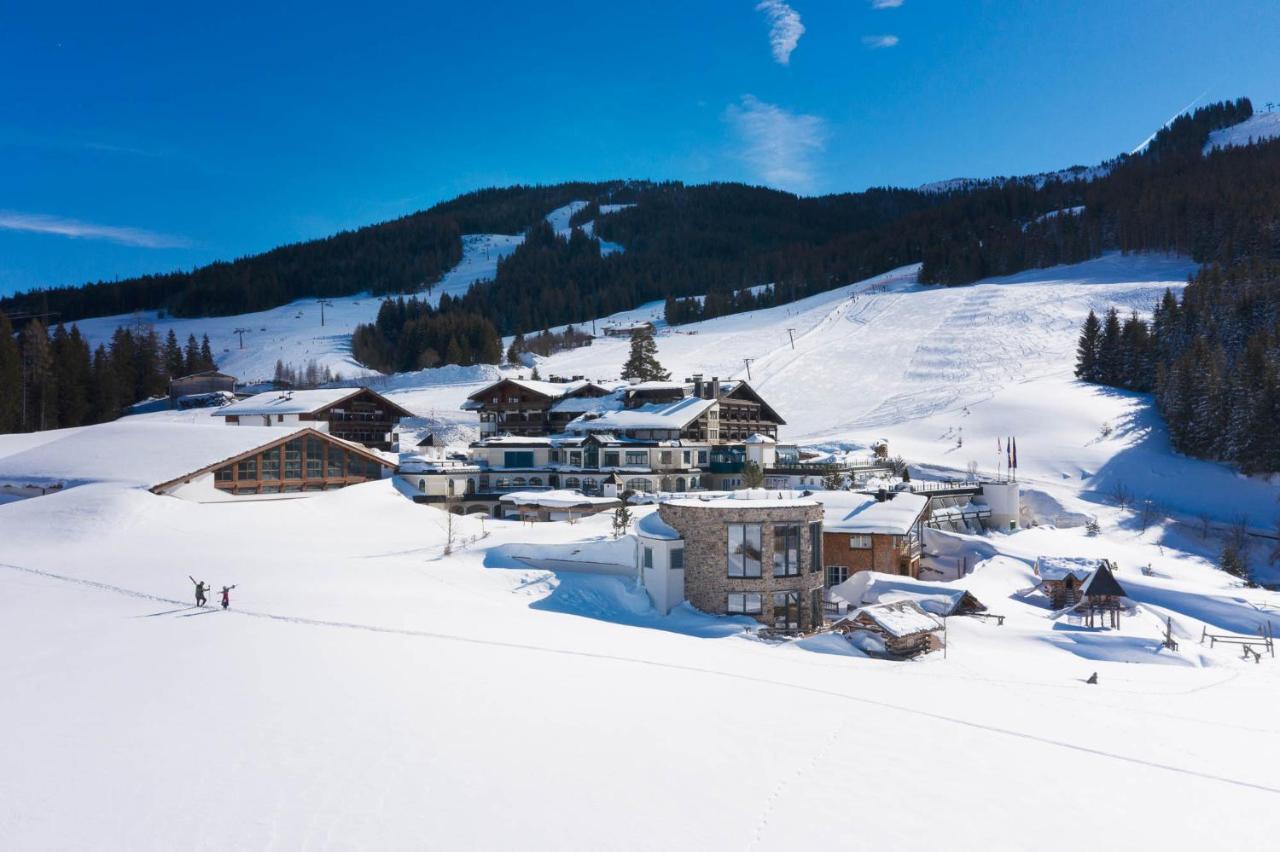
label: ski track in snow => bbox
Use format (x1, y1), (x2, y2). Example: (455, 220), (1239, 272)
(4, 558), (1278, 797)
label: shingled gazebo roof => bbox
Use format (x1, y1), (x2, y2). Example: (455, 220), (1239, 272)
(1082, 562), (1127, 598)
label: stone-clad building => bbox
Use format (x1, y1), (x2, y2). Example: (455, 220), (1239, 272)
(656, 493), (824, 632)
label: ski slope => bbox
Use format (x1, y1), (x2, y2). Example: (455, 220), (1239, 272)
(72, 232), (523, 383)
(1204, 110), (1280, 153)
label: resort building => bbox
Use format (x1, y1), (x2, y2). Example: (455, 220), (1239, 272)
(218, 387), (413, 449)
(652, 492), (825, 632)
(818, 490), (930, 583)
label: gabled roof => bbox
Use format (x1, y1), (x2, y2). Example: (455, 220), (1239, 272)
(1035, 556), (1101, 583)
(841, 601), (943, 638)
(818, 491), (928, 535)
(831, 572), (985, 616)
(720, 381), (786, 425)
(1082, 562), (1127, 598)
(567, 395), (715, 433)
(151, 427), (396, 493)
(173, 370), (237, 381)
(465, 378), (609, 405)
(219, 387), (412, 418)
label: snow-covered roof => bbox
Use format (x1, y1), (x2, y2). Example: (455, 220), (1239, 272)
(499, 490), (621, 508)
(664, 489), (818, 509)
(567, 395), (715, 433)
(473, 436), (553, 447)
(831, 572), (983, 617)
(468, 378), (600, 402)
(744, 433), (776, 444)
(1035, 556), (1101, 582)
(0, 421), (314, 490)
(636, 509), (681, 541)
(843, 601), (943, 638)
(220, 388), (365, 417)
(550, 392), (625, 416)
(818, 491), (928, 535)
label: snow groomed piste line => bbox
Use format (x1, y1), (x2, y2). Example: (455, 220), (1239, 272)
(5, 559), (1278, 797)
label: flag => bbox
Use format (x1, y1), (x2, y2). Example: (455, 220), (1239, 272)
(1006, 437), (1012, 469)
(1012, 436), (1018, 469)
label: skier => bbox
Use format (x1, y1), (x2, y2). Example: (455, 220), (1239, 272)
(189, 576), (209, 607)
(219, 584), (237, 610)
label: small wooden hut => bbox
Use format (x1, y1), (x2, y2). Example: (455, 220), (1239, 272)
(834, 600), (944, 658)
(1078, 561), (1127, 628)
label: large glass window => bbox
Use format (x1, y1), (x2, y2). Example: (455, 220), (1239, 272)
(727, 592), (762, 614)
(670, 547), (684, 571)
(503, 451), (534, 468)
(773, 591), (801, 630)
(260, 448), (281, 480)
(215, 465), (233, 482)
(327, 449), (345, 478)
(237, 457), (257, 480)
(625, 451), (647, 466)
(773, 524), (801, 577)
(603, 451), (620, 467)
(284, 440), (302, 479)
(728, 523), (763, 578)
(306, 438), (324, 478)
(810, 523), (823, 573)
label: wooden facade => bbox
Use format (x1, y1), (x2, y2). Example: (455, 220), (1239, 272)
(469, 379), (610, 437)
(152, 428), (395, 497)
(823, 530), (922, 581)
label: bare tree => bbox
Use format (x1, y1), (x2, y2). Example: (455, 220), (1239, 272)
(1197, 512), (1213, 540)
(966, 460), (979, 480)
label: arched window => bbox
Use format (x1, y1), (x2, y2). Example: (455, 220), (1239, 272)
(529, 477), (544, 487)
(512, 477), (526, 487)
(626, 478), (651, 493)
(564, 476), (581, 489)
(418, 479), (426, 492)
(447, 479), (455, 496)
(675, 477), (686, 492)
(581, 479), (596, 493)
(466, 478), (476, 495)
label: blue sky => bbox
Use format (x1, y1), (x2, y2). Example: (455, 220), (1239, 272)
(3, 0), (1279, 296)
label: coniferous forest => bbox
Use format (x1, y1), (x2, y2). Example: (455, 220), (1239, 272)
(0, 314), (216, 434)
(1076, 261), (1280, 474)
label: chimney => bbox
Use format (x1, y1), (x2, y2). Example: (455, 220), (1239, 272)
(692, 374), (704, 398)
(711, 376), (720, 400)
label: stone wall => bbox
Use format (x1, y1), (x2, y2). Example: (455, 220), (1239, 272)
(658, 501), (824, 631)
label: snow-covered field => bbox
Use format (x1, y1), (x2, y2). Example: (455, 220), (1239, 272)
(8, 249), (1280, 849)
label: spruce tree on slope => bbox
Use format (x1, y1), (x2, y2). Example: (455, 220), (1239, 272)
(620, 328), (670, 382)
(1074, 310), (1101, 382)
(1098, 308), (1123, 386)
(0, 312), (21, 432)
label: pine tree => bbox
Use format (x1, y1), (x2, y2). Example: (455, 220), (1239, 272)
(89, 345), (118, 423)
(199, 334), (215, 370)
(0, 312), (21, 433)
(1097, 307), (1123, 386)
(19, 319), (55, 431)
(620, 328), (669, 382)
(741, 460), (764, 488)
(163, 329), (185, 377)
(1075, 310), (1101, 382)
(184, 334), (200, 374)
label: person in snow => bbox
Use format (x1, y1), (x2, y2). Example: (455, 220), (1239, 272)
(219, 585), (236, 610)
(189, 576), (210, 607)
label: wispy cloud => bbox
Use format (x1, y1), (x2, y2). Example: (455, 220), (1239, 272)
(871, 0), (904, 8)
(862, 34), (900, 48)
(0, 211), (190, 248)
(756, 0), (805, 65)
(725, 95), (827, 194)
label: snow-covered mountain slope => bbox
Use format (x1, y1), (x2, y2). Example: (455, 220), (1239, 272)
(389, 252), (1280, 538)
(545, 200), (627, 254)
(3, 474), (1279, 850)
(73, 232), (522, 383)
(1204, 110), (1280, 153)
